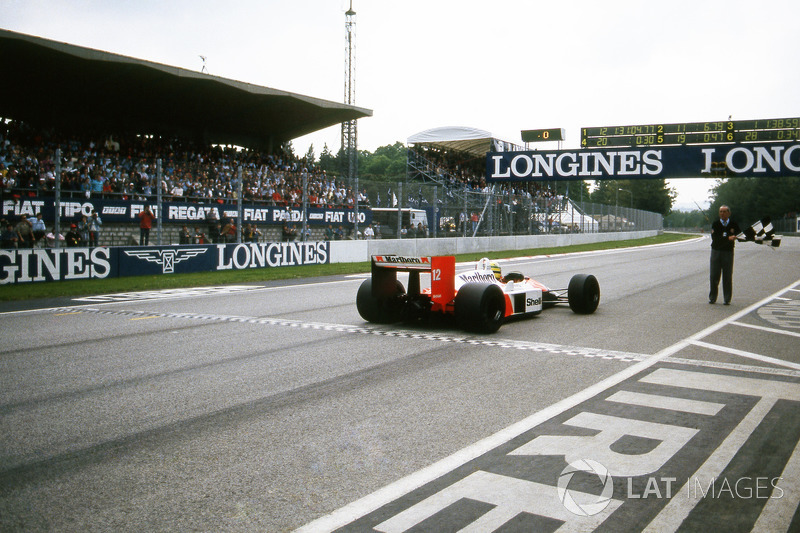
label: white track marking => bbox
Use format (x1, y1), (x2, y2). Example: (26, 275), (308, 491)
(689, 339), (800, 371)
(605, 390), (724, 416)
(0, 279), (362, 315)
(751, 437), (800, 532)
(731, 320), (800, 338)
(295, 279), (800, 532)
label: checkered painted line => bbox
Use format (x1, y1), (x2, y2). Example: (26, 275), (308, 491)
(72, 285), (260, 302)
(50, 307), (647, 363)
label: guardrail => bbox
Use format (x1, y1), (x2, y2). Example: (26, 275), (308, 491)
(0, 230), (660, 285)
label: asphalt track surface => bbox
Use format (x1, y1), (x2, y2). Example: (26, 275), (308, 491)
(1, 235), (799, 532)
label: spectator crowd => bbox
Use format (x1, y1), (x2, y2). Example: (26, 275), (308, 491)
(1, 120), (365, 211)
(1, 119), (572, 248)
(407, 144), (565, 207)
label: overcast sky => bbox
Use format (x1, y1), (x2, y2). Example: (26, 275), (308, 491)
(4, 0), (799, 209)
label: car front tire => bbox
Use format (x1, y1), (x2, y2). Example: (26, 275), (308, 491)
(567, 274), (600, 314)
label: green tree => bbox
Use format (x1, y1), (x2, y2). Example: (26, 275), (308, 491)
(373, 142), (406, 161)
(303, 144), (315, 168)
(385, 158), (406, 178)
(318, 143), (337, 174)
(358, 142), (407, 181)
(665, 210), (708, 229)
(591, 179), (674, 216)
(560, 181), (591, 202)
(364, 154), (391, 176)
(590, 179), (619, 205)
(628, 179), (675, 216)
(710, 177), (800, 227)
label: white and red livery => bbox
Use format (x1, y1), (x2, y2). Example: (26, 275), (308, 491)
(357, 255), (599, 333)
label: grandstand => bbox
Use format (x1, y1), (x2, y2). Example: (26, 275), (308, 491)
(405, 126), (603, 236)
(0, 29), (372, 150)
(0, 29), (661, 248)
(0, 28), (375, 245)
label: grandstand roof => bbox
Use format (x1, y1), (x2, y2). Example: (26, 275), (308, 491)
(0, 28), (372, 151)
(407, 126), (522, 158)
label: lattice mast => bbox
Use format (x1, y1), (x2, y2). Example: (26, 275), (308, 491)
(342, 0), (358, 232)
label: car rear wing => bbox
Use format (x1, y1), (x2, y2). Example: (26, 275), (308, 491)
(371, 255), (456, 304)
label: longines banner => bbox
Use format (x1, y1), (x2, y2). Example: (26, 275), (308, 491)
(1, 197), (371, 226)
(0, 241), (330, 284)
(486, 142), (800, 181)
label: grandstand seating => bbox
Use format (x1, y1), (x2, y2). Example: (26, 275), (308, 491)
(2, 120), (623, 244)
(0, 121), (357, 210)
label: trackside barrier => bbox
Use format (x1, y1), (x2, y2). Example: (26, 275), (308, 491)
(0, 241), (330, 284)
(328, 230), (660, 264)
(0, 231), (658, 284)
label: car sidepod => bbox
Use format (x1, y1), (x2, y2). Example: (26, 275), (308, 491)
(504, 282), (544, 317)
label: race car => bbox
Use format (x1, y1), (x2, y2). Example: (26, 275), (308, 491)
(356, 255), (600, 333)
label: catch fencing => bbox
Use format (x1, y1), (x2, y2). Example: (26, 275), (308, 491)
(357, 179), (663, 239)
(2, 152), (663, 246)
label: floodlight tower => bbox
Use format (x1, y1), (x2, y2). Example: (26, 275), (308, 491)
(342, 0), (359, 234)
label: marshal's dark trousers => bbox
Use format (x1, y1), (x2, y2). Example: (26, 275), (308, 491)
(709, 248), (734, 304)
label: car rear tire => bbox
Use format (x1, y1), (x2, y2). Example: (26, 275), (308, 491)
(455, 283), (506, 333)
(568, 274), (600, 314)
(357, 279), (405, 324)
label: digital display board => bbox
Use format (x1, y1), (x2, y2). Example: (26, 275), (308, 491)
(581, 118), (800, 147)
(521, 128), (565, 142)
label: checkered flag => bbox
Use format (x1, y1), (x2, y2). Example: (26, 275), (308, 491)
(737, 216), (781, 247)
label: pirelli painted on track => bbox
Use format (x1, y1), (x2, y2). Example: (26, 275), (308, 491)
(299, 362), (800, 532)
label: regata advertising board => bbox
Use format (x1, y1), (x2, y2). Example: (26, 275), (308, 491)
(1, 197), (371, 226)
(0, 241), (330, 284)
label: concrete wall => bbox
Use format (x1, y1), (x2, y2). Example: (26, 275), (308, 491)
(95, 224), (658, 264)
(93, 224), (313, 247)
(328, 230), (660, 263)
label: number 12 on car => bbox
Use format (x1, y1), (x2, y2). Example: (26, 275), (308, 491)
(430, 256), (456, 303)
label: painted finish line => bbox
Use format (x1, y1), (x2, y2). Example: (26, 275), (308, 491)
(298, 362), (800, 532)
(73, 285), (260, 302)
(46, 307), (646, 363)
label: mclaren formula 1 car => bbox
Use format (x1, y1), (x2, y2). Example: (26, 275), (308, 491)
(356, 255), (600, 333)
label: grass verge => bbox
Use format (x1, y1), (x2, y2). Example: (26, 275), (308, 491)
(0, 233), (698, 301)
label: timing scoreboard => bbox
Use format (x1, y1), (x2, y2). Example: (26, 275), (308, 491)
(581, 118), (800, 148)
(521, 128), (565, 142)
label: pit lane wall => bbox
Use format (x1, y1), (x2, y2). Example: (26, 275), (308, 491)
(0, 231), (656, 284)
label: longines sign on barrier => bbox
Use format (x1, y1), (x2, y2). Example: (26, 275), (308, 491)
(486, 142), (800, 181)
(0, 241), (330, 284)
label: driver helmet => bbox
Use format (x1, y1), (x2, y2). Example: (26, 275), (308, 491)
(489, 261), (502, 281)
